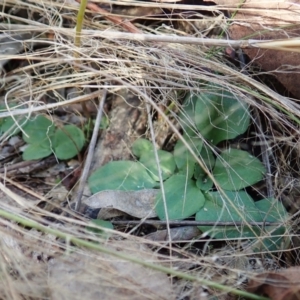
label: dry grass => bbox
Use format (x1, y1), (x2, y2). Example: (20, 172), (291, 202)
(0, 0), (300, 299)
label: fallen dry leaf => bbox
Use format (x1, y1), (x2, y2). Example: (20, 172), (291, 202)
(203, 0), (300, 97)
(207, 0), (300, 25)
(224, 0), (300, 98)
(247, 267), (300, 300)
(145, 226), (201, 241)
(83, 189), (159, 219)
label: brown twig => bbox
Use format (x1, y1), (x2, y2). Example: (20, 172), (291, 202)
(0, 156), (57, 176)
(75, 0), (142, 34)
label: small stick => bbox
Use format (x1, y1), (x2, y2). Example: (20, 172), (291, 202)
(0, 156), (57, 175)
(112, 220), (283, 227)
(74, 89), (107, 211)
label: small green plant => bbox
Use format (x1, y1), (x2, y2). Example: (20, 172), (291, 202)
(0, 113), (85, 160)
(22, 116), (85, 160)
(88, 82), (289, 251)
(0, 104), (26, 137)
(86, 219), (114, 239)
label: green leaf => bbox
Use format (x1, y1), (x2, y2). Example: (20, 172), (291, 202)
(196, 175), (213, 191)
(22, 144), (53, 160)
(155, 174), (205, 220)
(99, 115), (109, 129)
(196, 192), (289, 252)
(0, 116), (26, 137)
(252, 199), (289, 252)
(0, 104), (27, 137)
(132, 138), (154, 158)
(53, 125), (85, 160)
(255, 198), (288, 222)
(194, 145), (216, 179)
(20, 115), (55, 160)
(88, 161), (157, 194)
(178, 95), (198, 136)
(194, 84), (250, 145)
(173, 135), (202, 179)
(256, 226), (287, 252)
(139, 149), (176, 181)
(213, 149), (265, 190)
(196, 191), (263, 239)
(86, 219), (114, 238)
(22, 115), (55, 145)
